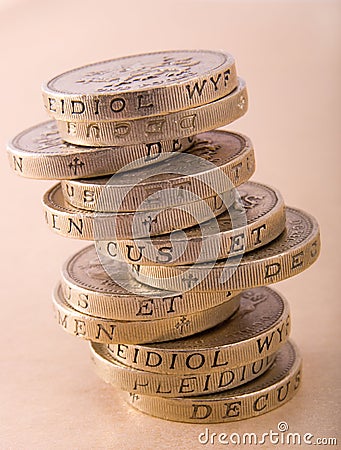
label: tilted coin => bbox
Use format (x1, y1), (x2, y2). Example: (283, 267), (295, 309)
(7, 121), (193, 180)
(55, 79), (248, 146)
(61, 130), (255, 212)
(61, 245), (237, 320)
(123, 340), (301, 423)
(43, 184), (234, 239)
(96, 181), (285, 266)
(42, 50), (238, 121)
(108, 287), (290, 374)
(130, 207), (320, 291)
(90, 343), (276, 397)
(52, 283), (240, 344)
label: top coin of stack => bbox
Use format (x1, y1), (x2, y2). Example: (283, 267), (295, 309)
(8, 50), (248, 180)
(41, 50), (239, 121)
(41, 50), (247, 147)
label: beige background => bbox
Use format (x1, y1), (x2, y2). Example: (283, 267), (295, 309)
(1, 0), (340, 448)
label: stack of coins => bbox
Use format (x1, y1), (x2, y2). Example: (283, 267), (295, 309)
(7, 50), (320, 423)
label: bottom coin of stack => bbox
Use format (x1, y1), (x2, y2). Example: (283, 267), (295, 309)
(121, 341), (301, 423)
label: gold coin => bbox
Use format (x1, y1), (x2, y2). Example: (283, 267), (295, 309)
(55, 79), (247, 146)
(42, 50), (238, 121)
(7, 120), (193, 180)
(43, 183), (234, 239)
(130, 207), (320, 291)
(52, 283), (240, 344)
(61, 130), (255, 212)
(90, 343), (276, 397)
(61, 245), (237, 321)
(96, 181), (285, 265)
(108, 287), (290, 374)
(122, 340), (301, 423)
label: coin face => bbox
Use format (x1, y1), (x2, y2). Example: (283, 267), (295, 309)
(42, 50), (238, 120)
(96, 181), (285, 265)
(61, 245), (236, 320)
(7, 121), (193, 179)
(123, 341), (301, 423)
(46, 51), (232, 94)
(108, 286), (290, 373)
(61, 130), (255, 212)
(130, 207), (320, 291)
(64, 245), (175, 298)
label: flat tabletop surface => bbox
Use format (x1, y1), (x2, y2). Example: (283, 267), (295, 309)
(1, 0), (340, 448)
